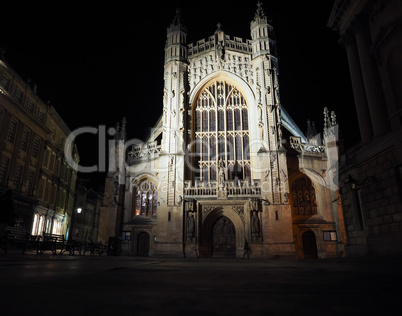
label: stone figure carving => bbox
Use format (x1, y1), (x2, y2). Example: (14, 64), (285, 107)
(187, 213), (196, 240)
(218, 158), (226, 185)
(251, 211), (261, 239)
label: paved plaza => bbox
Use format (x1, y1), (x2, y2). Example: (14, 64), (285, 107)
(1, 251), (401, 315)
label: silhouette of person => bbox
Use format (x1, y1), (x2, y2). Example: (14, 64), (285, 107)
(242, 238), (249, 259)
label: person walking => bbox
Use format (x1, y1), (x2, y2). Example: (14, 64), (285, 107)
(242, 238), (249, 259)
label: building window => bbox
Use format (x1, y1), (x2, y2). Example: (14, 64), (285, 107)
(52, 219), (62, 235)
(26, 170), (35, 194)
(15, 88), (23, 103)
(0, 156), (10, 185)
(43, 148), (50, 169)
(133, 181), (157, 217)
(27, 100), (34, 113)
(323, 231), (337, 241)
(0, 74), (10, 91)
(31, 214), (45, 236)
(291, 176), (318, 216)
(49, 153), (56, 172)
(38, 110), (45, 123)
(20, 129), (30, 151)
(31, 214), (39, 235)
(38, 177), (46, 201)
(13, 164), (23, 189)
(50, 184), (57, 206)
(6, 119), (17, 143)
(194, 80), (250, 181)
(32, 137), (40, 158)
(44, 180), (52, 203)
(45, 218), (51, 233)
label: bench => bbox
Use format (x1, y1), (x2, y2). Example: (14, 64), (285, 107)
(0, 226), (41, 254)
(83, 238), (108, 256)
(63, 237), (86, 255)
(39, 232), (65, 255)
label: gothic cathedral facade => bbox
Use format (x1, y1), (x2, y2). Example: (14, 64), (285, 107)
(99, 3), (346, 259)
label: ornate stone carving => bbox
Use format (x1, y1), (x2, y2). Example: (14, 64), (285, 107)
(232, 206), (244, 222)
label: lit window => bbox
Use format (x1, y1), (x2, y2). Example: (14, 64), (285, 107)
(133, 181), (157, 217)
(31, 213), (39, 235)
(38, 216), (45, 236)
(194, 81), (250, 181)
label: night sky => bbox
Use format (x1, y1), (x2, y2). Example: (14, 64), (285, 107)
(1, 1), (357, 190)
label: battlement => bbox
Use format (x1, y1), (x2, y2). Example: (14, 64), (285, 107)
(188, 34), (252, 58)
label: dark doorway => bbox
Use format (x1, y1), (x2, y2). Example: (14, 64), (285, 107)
(137, 232), (150, 256)
(212, 216), (236, 257)
(302, 231), (318, 259)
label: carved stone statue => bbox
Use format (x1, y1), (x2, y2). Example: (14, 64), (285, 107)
(186, 213), (196, 240)
(218, 158), (226, 187)
(251, 211), (261, 239)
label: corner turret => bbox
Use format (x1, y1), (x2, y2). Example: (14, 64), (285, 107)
(250, 1), (277, 59)
(165, 8), (188, 64)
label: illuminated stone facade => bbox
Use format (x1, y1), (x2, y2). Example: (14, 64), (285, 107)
(99, 3), (346, 258)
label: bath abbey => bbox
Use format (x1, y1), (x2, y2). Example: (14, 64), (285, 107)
(98, 2), (345, 258)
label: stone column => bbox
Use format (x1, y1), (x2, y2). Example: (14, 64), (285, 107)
(340, 32), (373, 144)
(353, 16), (389, 137)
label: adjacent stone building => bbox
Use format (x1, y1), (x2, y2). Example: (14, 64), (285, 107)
(0, 49), (79, 239)
(71, 179), (102, 242)
(328, 0), (402, 256)
(99, 3), (346, 259)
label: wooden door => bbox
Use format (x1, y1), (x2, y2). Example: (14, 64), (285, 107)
(212, 216), (236, 257)
(137, 232), (150, 256)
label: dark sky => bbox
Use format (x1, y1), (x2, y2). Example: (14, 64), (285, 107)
(1, 1), (358, 190)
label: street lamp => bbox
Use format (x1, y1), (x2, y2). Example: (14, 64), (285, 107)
(77, 207), (82, 214)
(345, 174), (377, 191)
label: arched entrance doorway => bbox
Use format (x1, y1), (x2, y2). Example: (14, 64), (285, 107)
(302, 231), (318, 259)
(212, 216), (236, 257)
(137, 232), (150, 256)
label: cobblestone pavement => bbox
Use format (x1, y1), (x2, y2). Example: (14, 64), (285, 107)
(1, 251), (401, 316)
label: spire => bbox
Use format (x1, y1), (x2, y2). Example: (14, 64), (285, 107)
(167, 7), (187, 33)
(172, 7), (183, 26)
(255, 1), (266, 19)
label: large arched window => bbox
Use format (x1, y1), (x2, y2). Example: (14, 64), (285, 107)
(194, 81), (250, 181)
(133, 181), (157, 217)
(291, 176), (317, 216)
